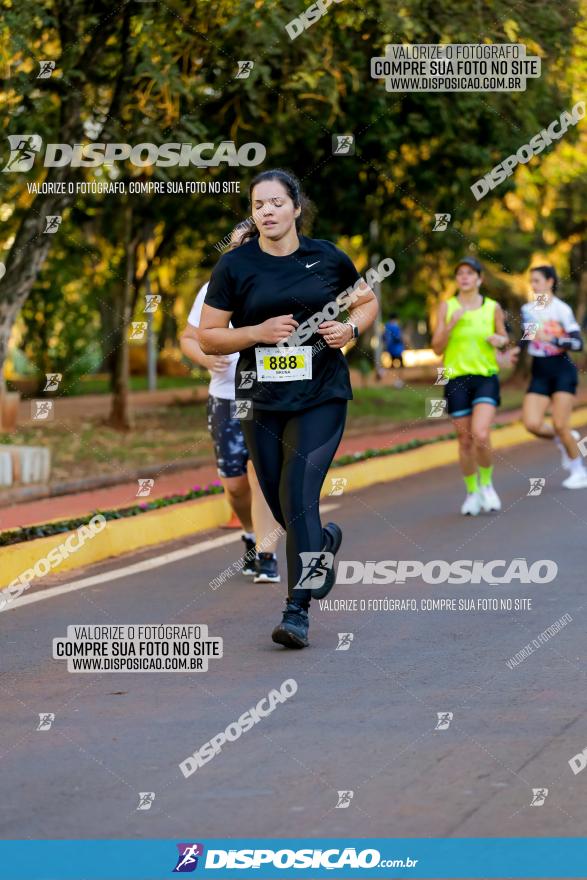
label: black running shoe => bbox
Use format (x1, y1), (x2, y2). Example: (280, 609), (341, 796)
(311, 522), (343, 600)
(254, 552), (281, 583)
(241, 535), (256, 576)
(271, 600), (309, 649)
(322, 521), (342, 554)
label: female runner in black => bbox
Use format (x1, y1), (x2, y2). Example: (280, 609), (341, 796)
(199, 169), (378, 648)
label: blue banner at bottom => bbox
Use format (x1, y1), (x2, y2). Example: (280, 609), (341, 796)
(0, 838), (584, 879)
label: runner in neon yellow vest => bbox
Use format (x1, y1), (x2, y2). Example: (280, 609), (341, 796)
(431, 257), (509, 516)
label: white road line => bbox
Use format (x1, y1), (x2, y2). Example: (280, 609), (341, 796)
(4, 534), (240, 612)
(4, 502), (339, 612)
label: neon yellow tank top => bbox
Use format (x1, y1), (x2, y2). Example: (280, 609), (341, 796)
(443, 296), (499, 378)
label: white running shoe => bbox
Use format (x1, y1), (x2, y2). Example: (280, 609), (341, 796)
(562, 469), (587, 489)
(479, 484), (502, 512)
(461, 493), (482, 516)
(555, 430), (580, 471)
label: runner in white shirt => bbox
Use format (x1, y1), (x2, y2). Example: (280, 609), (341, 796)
(180, 226), (281, 582)
(520, 265), (587, 489)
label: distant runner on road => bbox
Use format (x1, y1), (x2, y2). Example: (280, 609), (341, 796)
(432, 256), (509, 516)
(520, 264), (587, 489)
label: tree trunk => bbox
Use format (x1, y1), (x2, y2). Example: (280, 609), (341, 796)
(367, 219), (383, 378)
(574, 240), (587, 327)
(0, 2), (129, 386)
(97, 288), (118, 378)
(0, 299), (12, 430)
(0, 298), (16, 384)
(0, 188), (77, 377)
(107, 205), (135, 431)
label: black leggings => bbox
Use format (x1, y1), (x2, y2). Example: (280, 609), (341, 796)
(241, 398), (347, 606)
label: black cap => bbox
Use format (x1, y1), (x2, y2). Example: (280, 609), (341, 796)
(455, 256), (483, 275)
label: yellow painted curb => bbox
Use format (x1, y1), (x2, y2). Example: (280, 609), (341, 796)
(322, 409), (587, 497)
(0, 494), (231, 587)
(2, 409), (586, 588)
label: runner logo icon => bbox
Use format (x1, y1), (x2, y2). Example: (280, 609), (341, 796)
(37, 60), (56, 78)
(329, 476), (347, 495)
(235, 61), (254, 79)
(173, 843), (204, 872)
(136, 792), (155, 810)
(533, 293), (549, 310)
(434, 366), (454, 385)
(336, 632), (354, 651)
(231, 399), (253, 420)
(435, 711), (453, 730)
(238, 371), (256, 389)
(36, 713), (55, 731)
(43, 215), (62, 233)
(32, 400), (54, 421)
(2, 134), (43, 172)
(136, 478), (155, 497)
(336, 790), (354, 808)
(427, 398), (447, 418)
(144, 294), (161, 313)
(43, 373), (62, 392)
(295, 551), (334, 590)
(332, 134), (355, 155)
(530, 787), (548, 806)
(433, 213), (451, 231)
(522, 322), (538, 340)
(130, 322), (147, 340)
(527, 478), (545, 496)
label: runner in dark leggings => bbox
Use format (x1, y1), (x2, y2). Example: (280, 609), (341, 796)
(199, 169), (378, 648)
(240, 398), (347, 599)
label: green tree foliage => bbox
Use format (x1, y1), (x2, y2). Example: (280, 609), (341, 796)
(0, 0), (583, 413)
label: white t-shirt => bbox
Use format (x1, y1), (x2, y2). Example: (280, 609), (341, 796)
(521, 295), (580, 358)
(187, 282), (238, 400)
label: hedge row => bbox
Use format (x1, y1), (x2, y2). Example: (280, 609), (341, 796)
(0, 426), (507, 547)
(0, 482), (223, 547)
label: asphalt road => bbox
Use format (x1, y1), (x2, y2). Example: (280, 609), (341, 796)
(2, 438), (587, 843)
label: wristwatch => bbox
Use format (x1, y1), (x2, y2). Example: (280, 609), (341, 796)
(348, 322), (359, 340)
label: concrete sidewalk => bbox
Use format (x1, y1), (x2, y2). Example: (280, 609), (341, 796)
(0, 408), (525, 532)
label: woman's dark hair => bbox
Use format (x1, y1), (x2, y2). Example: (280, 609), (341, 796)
(227, 220), (251, 249)
(233, 220), (251, 234)
(531, 264), (558, 293)
(240, 169), (313, 242)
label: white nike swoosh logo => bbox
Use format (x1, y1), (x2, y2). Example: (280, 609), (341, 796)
(305, 261), (320, 268)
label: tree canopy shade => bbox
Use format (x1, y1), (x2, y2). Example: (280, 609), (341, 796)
(0, 0), (584, 422)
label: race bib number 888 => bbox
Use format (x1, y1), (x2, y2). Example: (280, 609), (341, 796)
(255, 346), (312, 382)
